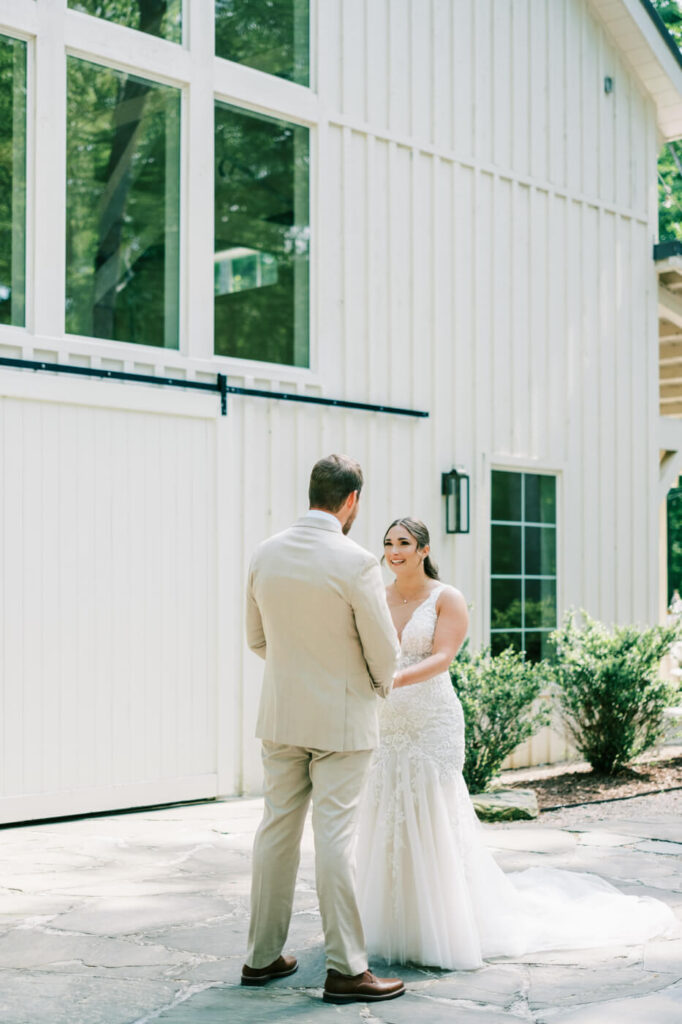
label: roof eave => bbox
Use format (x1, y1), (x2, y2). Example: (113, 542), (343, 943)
(590, 0), (682, 140)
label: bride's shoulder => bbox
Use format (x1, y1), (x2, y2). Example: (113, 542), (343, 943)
(434, 583), (468, 614)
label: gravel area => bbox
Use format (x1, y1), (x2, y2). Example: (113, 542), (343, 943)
(538, 786), (682, 828)
(500, 749), (682, 811)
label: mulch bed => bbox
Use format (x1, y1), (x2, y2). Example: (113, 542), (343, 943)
(505, 754), (682, 811)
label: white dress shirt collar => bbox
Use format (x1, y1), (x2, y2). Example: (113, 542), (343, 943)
(306, 509), (342, 531)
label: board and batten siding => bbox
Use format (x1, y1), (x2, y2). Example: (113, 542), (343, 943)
(0, 376), (223, 822)
(0, 0), (664, 814)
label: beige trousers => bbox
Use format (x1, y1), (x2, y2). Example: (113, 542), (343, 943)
(246, 741), (373, 975)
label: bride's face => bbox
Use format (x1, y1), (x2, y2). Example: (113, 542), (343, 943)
(383, 525), (428, 576)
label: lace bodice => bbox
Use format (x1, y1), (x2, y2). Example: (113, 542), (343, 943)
(398, 585), (446, 667)
(372, 585), (465, 783)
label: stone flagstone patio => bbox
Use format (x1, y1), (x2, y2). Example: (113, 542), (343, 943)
(0, 791), (680, 1023)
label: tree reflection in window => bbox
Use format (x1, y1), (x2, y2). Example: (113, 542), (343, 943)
(68, 0), (182, 45)
(215, 0), (309, 86)
(0, 34), (26, 327)
(214, 103), (309, 366)
(66, 58), (180, 348)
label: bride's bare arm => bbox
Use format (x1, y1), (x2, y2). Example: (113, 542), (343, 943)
(393, 587), (469, 689)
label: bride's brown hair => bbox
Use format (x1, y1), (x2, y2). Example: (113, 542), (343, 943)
(383, 518), (440, 580)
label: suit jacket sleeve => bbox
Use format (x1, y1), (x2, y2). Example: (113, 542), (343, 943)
(351, 558), (400, 698)
(246, 565), (267, 659)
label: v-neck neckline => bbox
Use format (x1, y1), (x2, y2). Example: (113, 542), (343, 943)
(395, 586), (441, 643)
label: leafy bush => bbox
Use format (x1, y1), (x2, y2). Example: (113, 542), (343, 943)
(550, 612), (681, 775)
(450, 644), (552, 793)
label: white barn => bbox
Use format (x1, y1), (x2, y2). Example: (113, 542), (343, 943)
(1, 0), (682, 823)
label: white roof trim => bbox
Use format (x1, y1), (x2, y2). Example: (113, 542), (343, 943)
(590, 0), (682, 139)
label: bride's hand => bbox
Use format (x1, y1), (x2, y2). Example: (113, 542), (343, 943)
(393, 671), (407, 689)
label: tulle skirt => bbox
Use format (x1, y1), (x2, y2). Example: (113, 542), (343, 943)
(356, 748), (678, 970)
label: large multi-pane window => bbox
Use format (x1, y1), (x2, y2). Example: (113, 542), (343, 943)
(0, 34), (26, 328)
(490, 471), (557, 661)
(65, 58), (181, 349)
(0, 8), (313, 365)
(215, 1), (309, 86)
(68, 1), (182, 45)
(214, 103), (309, 366)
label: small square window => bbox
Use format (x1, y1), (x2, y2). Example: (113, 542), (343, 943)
(68, 1), (182, 45)
(491, 470), (522, 522)
(215, 0), (309, 86)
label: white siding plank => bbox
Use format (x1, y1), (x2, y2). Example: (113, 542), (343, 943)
(366, 0), (389, 131)
(598, 211), (617, 624)
(529, 0), (549, 183)
(615, 215), (634, 624)
(511, 0), (530, 179)
(566, 0), (583, 193)
(452, 0), (473, 158)
(492, 0), (512, 172)
(341, 0), (365, 121)
(548, 0), (567, 188)
(492, 177), (513, 456)
(581, 204), (601, 615)
(410, 0), (432, 145)
(388, 0), (410, 136)
(511, 183), (531, 456)
(474, 0), (493, 167)
(2, 401), (24, 796)
(530, 189), (549, 461)
(582, 6), (600, 199)
(432, 0), (452, 153)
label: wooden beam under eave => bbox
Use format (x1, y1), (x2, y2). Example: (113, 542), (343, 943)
(661, 401), (682, 416)
(661, 383), (682, 399)
(659, 283), (682, 329)
(656, 256), (682, 278)
(660, 272), (682, 291)
(660, 363), (682, 381)
(660, 320), (682, 340)
(660, 340), (682, 360)
(659, 448), (682, 501)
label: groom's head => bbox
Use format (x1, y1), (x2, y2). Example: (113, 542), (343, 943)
(309, 455), (363, 534)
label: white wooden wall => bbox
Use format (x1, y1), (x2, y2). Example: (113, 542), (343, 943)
(0, 0), (664, 811)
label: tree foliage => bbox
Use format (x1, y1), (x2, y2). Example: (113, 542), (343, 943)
(653, 1), (682, 240)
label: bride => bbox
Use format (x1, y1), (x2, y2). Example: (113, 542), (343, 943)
(356, 517), (677, 970)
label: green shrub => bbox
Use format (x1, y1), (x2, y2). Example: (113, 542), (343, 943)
(450, 644), (552, 793)
(550, 612), (681, 775)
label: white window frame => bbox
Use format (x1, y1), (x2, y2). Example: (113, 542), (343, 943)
(0, 0), (320, 385)
(489, 463), (562, 657)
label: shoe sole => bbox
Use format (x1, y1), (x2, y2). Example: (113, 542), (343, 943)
(241, 965), (298, 987)
(322, 986), (406, 1004)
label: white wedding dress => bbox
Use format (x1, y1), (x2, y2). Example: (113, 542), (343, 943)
(356, 584), (678, 970)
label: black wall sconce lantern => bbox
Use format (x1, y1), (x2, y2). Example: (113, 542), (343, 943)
(442, 468), (470, 534)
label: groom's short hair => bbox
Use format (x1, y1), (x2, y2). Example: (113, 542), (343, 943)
(309, 455), (363, 512)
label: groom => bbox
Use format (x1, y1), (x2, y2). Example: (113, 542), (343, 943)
(241, 454), (405, 1004)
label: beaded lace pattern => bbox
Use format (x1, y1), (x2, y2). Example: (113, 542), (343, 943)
(372, 585), (465, 779)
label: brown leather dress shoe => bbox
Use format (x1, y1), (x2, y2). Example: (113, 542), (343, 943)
(241, 954), (298, 986)
(323, 968), (405, 1003)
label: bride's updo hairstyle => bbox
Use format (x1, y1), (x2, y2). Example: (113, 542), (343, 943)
(384, 517), (440, 580)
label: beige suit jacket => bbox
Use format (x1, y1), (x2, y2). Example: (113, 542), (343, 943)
(246, 514), (400, 751)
